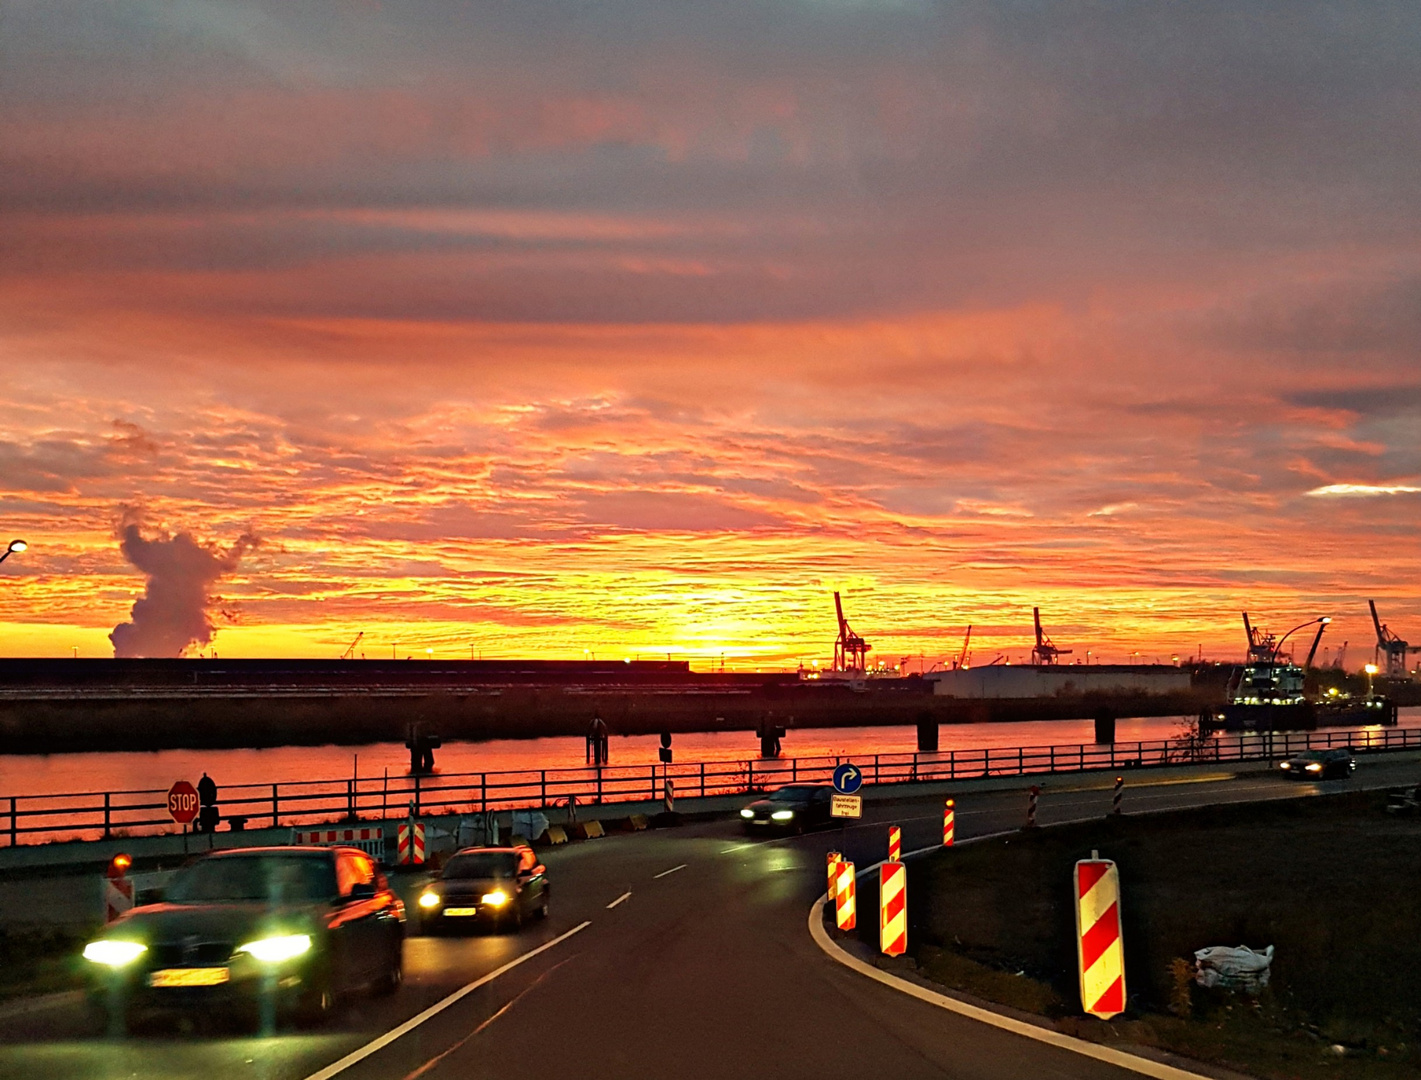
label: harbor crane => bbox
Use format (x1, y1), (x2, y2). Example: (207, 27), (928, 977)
(1031, 607), (1072, 665)
(956, 625), (972, 669)
(340, 632), (364, 660)
(1302, 619), (1329, 671)
(1241, 612), (1276, 664)
(1370, 600), (1419, 677)
(832, 592), (870, 673)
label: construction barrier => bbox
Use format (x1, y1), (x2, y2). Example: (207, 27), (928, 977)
(943, 799), (956, 847)
(1112, 776), (1123, 816)
(887, 825), (901, 862)
(879, 862), (907, 956)
(104, 875), (134, 923)
(628, 814), (649, 831)
(544, 825), (569, 845)
(1027, 784), (1040, 828)
(834, 860), (856, 931)
(663, 778), (675, 814)
(397, 821), (426, 865)
(578, 819), (605, 840)
(1074, 854), (1126, 1019)
(292, 826), (386, 860)
(827, 850), (842, 900)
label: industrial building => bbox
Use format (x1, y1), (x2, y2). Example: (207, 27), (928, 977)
(925, 664), (1191, 700)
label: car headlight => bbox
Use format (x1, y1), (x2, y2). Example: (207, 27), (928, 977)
(740, 808), (754, 819)
(770, 810), (795, 821)
(237, 934), (312, 964)
(481, 890), (509, 907)
(418, 890), (441, 909)
(1279, 762), (1290, 769)
(1305, 763), (1323, 772)
(83, 940), (147, 967)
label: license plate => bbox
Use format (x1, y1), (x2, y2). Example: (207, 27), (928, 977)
(443, 907), (479, 917)
(149, 967), (230, 988)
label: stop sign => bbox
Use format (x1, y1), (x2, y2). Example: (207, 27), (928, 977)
(167, 780), (199, 825)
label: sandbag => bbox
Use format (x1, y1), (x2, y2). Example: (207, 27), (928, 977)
(1194, 944), (1274, 993)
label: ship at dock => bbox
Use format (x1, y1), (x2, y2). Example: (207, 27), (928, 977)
(1206, 613), (1397, 733)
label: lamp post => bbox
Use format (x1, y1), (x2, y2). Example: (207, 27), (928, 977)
(0, 539), (27, 566)
(1270, 617), (1331, 666)
(1364, 663), (1378, 700)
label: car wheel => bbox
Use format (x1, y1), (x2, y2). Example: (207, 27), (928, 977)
(296, 971), (338, 1027)
(373, 945), (403, 996)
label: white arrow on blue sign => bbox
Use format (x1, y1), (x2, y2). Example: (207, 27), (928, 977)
(832, 763), (863, 795)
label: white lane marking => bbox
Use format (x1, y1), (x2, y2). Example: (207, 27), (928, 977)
(606, 891), (632, 909)
(300, 921), (591, 1080)
(808, 833), (1211, 1080)
(653, 863), (687, 879)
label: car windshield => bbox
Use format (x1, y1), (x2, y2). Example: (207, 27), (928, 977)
(1296, 751), (1327, 762)
(166, 854), (336, 904)
(443, 852), (519, 879)
(770, 786), (816, 802)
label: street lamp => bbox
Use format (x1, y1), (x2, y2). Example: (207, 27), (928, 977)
(0, 539), (27, 565)
(1364, 662), (1378, 698)
(1270, 617), (1330, 665)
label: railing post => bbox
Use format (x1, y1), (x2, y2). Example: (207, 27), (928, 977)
(748, 760), (754, 792)
(481, 773), (487, 814)
(103, 792), (112, 839)
(414, 772), (421, 816)
(1018, 746), (1023, 776)
(950, 749), (956, 779)
(272, 784), (279, 828)
(700, 761), (706, 798)
(1049, 745), (1055, 774)
(541, 770), (547, 807)
(9, 796), (15, 847)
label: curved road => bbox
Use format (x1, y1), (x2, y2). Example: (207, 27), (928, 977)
(2, 756), (1416, 1080)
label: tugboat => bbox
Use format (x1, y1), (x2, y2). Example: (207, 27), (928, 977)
(1205, 613), (1397, 733)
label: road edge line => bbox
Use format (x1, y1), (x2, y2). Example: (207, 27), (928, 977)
(301, 920), (591, 1080)
(808, 832), (1214, 1080)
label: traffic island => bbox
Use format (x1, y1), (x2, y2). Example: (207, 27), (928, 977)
(887, 791), (1421, 1079)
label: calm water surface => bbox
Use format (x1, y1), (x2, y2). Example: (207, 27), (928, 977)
(2, 709), (1417, 797)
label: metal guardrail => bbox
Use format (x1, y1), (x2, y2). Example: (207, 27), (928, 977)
(4, 725), (1418, 845)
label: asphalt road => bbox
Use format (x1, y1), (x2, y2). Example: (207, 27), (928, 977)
(1, 755), (1416, 1080)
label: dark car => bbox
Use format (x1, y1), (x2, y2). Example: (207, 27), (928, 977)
(739, 784), (835, 833)
(82, 846), (404, 1030)
(415, 845), (549, 933)
(1279, 748), (1356, 780)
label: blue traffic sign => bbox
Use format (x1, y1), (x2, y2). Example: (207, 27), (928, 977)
(832, 762), (863, 795)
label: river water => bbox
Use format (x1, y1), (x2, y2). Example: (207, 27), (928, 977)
(2, 710), (1418, 798)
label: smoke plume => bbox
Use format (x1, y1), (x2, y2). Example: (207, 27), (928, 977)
(109, 517), (260, 658)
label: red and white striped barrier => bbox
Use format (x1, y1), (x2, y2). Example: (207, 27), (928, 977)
(1027, 784), (1040, 828)
(827, 850), (842, 901)
(104, 876), (134, 923)
(943, 799), (955, 847)
(292, 826), (386, 860)
(879, 862), (906, 956)
(887, 825), (901, 862)
(1074, 855), (1126, 1018)
(1112, 776), (1123, 816)
(834, 860), (856, 931)
(398, 821), (426, 865)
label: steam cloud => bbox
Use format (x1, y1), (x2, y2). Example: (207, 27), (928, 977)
(109, 518), (260, 658)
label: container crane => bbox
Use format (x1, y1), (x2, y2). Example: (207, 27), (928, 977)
(1031, 607), (1072, 665)
(1241, 612), (1276, 664)
(832, 592), (870, 673)
(955, 625), (972, 669)
(340, 632), (364, 660)
(1302, 620), (1328, 671)
(1370, 600), (1418, 676)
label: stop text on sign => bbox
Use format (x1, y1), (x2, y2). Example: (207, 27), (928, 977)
(167, 780), (199, 824)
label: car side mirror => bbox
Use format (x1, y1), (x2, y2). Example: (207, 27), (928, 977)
(349, 882), (377, 901)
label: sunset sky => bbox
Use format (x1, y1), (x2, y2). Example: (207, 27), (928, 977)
(1, 2), (1418, 668)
